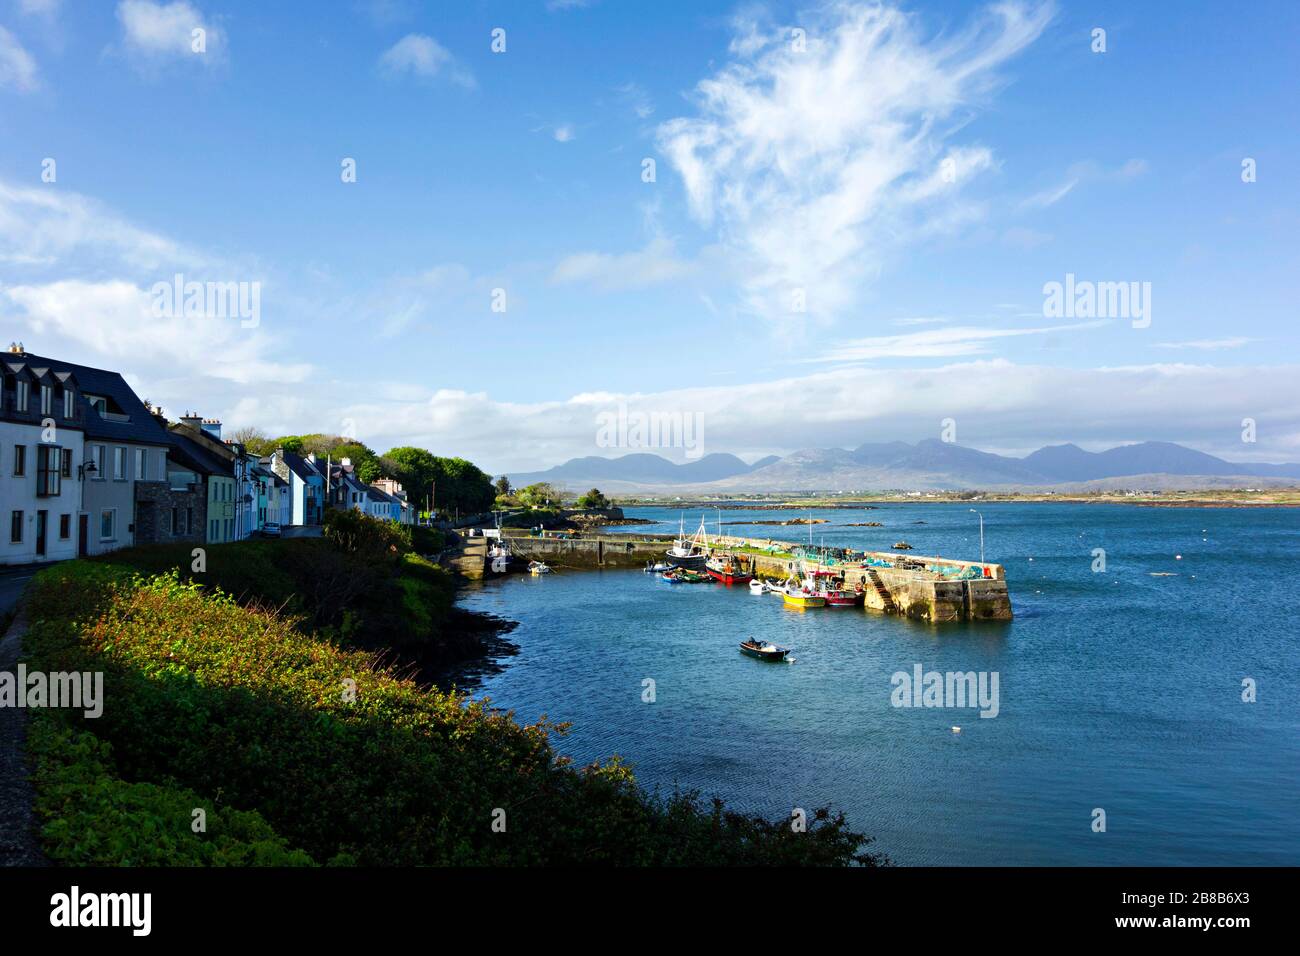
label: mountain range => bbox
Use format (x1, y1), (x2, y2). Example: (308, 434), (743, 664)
(505, 441), (1300, 493)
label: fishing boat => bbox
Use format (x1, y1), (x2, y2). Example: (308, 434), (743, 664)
(748, 579), (770, 594)
(665, 515), (709, 571)
(739, 638), (792, 662)
(527, 560), (551, 575)
(782, 589), (826, 609)
(705, 556), (753, 585)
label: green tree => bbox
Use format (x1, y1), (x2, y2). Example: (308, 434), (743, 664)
(494, 475), (512, 497)
(576, 488), (610, 510)
(518, 482), (561, 509)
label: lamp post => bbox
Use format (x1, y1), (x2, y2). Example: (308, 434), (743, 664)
(969, 508), (985, 564)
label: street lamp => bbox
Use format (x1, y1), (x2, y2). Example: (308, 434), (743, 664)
(969, 508), (985, 564)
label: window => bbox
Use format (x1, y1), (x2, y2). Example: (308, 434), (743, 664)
(134, 448), (144, 479)
(90, 444), (104, 479)
(59, 514), (70, 539)
(36, 446), (60, 497)
(16, 381), (28, 411)
(113, 447), (124, 479)
(87, 395), (107, 415)
(10, 511), (21, 543)
(60, 448), (71, 478)
(100, 510), (115, 540)
(40, 384), (52, 415)
(63, 389), (74, 419)
(13, 445), (25, 477)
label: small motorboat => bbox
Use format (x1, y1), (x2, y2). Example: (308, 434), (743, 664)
(739, 639), (792, 662)
(748, 579), (770, 594)
(644, 561), (671, 573)
(892, 541), (913, 550)
(527, 560), (551, 575)
(662, 567), (711, 584)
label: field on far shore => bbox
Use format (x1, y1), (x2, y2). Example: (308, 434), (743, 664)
(612, 488), (1300, 509)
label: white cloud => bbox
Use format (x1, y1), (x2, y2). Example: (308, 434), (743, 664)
(553, 123), (575, 142)
(320, 359), (1300, 473)
(551, 237), (698, 290)
(656, 1), (1053, 324)
(0, 180), (196, 270)
(1019, 178), (1076, 209)
(811, 319), (1107, 362)
(1155, 337), (1252, 351)
(379, 33), (475, 89)
(116, 0), (222, 63)
(2, 279), (310, 387)
(0, 26), (39, 92)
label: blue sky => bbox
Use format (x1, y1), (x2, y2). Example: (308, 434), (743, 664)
(1, 0), (1297, 472)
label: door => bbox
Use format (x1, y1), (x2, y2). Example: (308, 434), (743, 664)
(77, 514), (88, 556)
(36, 510), (47, 557)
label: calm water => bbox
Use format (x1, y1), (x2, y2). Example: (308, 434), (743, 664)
(458, 503), (1300, 865)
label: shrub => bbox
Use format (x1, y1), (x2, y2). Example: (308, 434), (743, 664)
(24, 564), (881, 867)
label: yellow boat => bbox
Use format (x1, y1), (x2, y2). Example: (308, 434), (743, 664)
(782, 590), (826, 609)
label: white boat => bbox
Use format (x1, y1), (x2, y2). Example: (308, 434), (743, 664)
(527, 560), (551, 575)
(749, 579), (770, 594)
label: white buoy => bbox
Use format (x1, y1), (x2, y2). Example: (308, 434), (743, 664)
(951, 726), (961, 734)
(1175, 554), (1182, 560)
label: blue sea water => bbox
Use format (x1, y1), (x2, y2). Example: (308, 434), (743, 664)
(457, 503), (1300, 865)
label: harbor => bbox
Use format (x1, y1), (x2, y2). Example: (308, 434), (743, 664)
(457, 516), (1012, 623)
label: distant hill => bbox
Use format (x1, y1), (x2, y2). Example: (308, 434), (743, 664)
(507, 452), (774, 488)
(506, 441), (1300, 493)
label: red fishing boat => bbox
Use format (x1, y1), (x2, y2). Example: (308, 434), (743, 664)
(705, 557), (753, 585)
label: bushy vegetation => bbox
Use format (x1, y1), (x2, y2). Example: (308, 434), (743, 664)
(24, 565), (881, 866)
(90, 513), (457, 666)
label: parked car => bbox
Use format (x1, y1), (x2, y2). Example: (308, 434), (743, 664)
(261, 522), (282, 538)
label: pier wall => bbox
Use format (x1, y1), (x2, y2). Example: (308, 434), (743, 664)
(499, 532), (1012, 623)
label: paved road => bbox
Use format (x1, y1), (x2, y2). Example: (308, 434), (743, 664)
(0, 576), (47, 866)
(0, 565), (39, 619)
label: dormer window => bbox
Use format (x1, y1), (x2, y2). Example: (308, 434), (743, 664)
(40, 384), (52, 415)
(63, 389), (74, 418)
(87, 395), (107, 416)
(16, 380), (28, 411)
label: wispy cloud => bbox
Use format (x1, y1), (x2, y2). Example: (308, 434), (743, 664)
(551, 237), (698, 290)
(1155, 337), (1253, 351)
(811, 319), (1108, 362)
(0, 26), (39, 91)
(656, 1), (1054, 324)
(379, 33), (475, 89)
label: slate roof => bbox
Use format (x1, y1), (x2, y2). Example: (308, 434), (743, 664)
(280, 451), (323, 482)
(6, 351), (172, 445)
(168, 429), (231, 477)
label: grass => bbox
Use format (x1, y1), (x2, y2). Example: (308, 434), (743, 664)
(22, 515), (882, 867)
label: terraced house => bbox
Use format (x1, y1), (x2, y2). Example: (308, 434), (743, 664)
(1, 345), (178, 564)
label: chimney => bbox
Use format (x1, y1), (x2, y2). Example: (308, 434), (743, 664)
(340, 457), (352, 469)
(201, 418), (222, 439)
(7, 342), (24, 354)
(179, 411), (204, 431)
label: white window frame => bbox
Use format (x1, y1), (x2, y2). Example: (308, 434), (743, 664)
(99, 509), (116, 541)
(113, 447), (124, 480)
(16, 381), (28, 411)
(40, 384), (52, 415)
(63, 389), (74, 419)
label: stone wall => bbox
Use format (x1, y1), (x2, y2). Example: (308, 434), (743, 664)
(134, 480), (207, 545)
